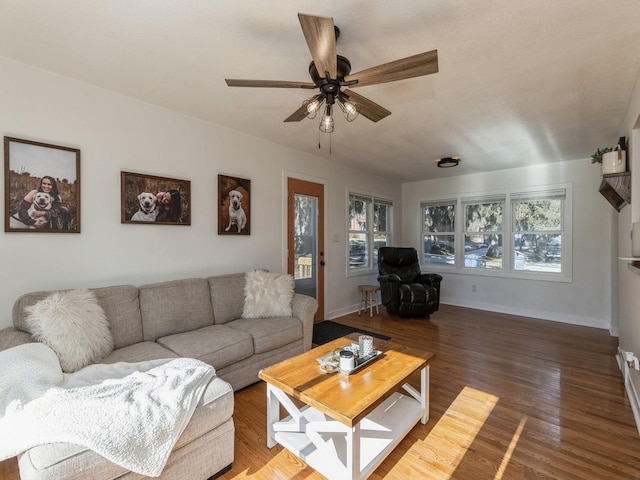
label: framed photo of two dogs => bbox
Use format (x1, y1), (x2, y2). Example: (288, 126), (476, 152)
(5, 136), (250, 234)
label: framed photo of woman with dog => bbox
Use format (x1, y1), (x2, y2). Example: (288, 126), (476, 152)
(121, 171), (191, 225)
(218, 174), (250, 235)
(4, 136), (81, 233)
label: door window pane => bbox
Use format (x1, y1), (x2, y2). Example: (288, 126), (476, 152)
(293, 194), (317, 298)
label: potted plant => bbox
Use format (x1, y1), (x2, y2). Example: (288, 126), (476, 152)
(592, 145), (626, 174)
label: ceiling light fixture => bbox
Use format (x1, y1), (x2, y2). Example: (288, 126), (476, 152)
(302, 90), (360, 133)
(337, 93), (359, 122)
(303, 94), (325, 120)
(436, 156), (461, 168)
(319, 103), (335, 133)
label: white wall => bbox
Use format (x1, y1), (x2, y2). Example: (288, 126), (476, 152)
(402, 159), (613, 328)
(0, 56), (401, 330)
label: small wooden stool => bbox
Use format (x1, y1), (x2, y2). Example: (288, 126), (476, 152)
(358, 285), (381, 317)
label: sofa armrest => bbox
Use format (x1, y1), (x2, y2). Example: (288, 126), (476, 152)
(292, 293), (319, 352)
(0, 327), (34, 352)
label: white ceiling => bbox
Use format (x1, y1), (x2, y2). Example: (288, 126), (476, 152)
(1, 1), (639, 182)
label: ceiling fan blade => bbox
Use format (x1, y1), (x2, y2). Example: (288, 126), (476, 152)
(226, 79), (316, 89)
(283, 104), (309, 122)
(342, 89), (391, 122)
(298, 13), (337, 80)
(345, 50), (438, 88)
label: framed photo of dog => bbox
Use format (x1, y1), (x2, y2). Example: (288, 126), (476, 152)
(4, 136), (81, 233)
(121, 171), (191, 225)
(218, 174), (250, 235)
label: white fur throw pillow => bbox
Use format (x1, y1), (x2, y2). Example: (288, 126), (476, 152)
(25, 289), (114, 373)
(243, 270), (295, 319)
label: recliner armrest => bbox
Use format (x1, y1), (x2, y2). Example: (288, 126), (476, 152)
(377, 273), (402, 283)
(415, 273), (443, 284)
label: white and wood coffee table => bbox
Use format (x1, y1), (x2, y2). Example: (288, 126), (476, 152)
(258, 335), (435, 480)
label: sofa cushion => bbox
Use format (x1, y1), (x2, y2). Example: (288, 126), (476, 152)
(25, 289), (114, 373)
(208, 273), (246, 324)
(157, 325), (253, 370)
(101, 341), (179, 364)
(139, 278), (214, 341)
(242, 270), (294, 319)
(92, 285), (143, 349)
(226, 317), (302, 354)
(173, 376), (234, 450)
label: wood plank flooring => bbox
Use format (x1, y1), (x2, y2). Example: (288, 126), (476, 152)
(2, 304), (639, 479)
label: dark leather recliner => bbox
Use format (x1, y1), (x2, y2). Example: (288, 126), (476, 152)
(377, 247), (443, 317)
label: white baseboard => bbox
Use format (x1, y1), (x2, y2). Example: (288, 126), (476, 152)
(617, 347), (640, 435)
(440, 297), (610, 330)
(330, 298), (609, 330)
(328, 305), (359, 320)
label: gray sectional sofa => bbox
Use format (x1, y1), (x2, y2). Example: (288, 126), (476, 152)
(0, 272), (318, 480)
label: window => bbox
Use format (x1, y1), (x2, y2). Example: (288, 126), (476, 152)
(512, 190), (565, 274)
(422, 201), (456, 266)
(420, 186), (571, 280)
(348, 192), (392, 271)
(463, 196), (505, 270)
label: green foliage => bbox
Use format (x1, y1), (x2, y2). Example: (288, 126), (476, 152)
(514, 200), (561, 232)
(591, 147), (613, 164)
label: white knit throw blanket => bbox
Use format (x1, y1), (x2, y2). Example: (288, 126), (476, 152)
(0, 343), (215, 477)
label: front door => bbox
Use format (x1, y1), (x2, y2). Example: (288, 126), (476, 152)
(287, 177), (325, 322)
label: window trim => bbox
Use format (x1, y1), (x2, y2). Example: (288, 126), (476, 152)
(347, 190), (393, 276)
(419, 184), (572, 282)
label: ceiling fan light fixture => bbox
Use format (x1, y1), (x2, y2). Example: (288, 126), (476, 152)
(303, 94), (324, 119)
(436, 156), (461, 168)
(319, 104), (334, 133)
(338, 97), (359, 122)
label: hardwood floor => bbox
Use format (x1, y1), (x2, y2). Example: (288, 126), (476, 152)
(2, 304), (639, 479)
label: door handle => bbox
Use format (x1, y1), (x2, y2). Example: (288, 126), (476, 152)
(320, 261), (326, 266)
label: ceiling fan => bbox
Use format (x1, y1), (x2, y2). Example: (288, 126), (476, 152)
(225, 13), (438, 133)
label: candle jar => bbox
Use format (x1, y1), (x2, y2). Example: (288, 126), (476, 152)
(339, 350), (355, 371)
(358, 335), (374, 358)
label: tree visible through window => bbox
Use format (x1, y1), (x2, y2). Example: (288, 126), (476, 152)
(421, 188), (568, 277)
(512, 191), (565, 273)
(464, 197), (504, 270)
(348, 193), (392, 270)
(422, 201), (456, 266)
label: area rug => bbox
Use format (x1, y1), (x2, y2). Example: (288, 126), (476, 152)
(312, 321), (391, 346)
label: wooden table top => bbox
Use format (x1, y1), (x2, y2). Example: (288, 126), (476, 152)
(258, 334), (435, 427)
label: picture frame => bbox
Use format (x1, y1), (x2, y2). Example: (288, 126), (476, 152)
(218, 174), (250, 235)
(4, 136), (81, 233)
(121, 171), (191, 225)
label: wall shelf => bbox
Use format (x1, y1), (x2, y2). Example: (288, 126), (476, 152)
(599, 172), (631, 212)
